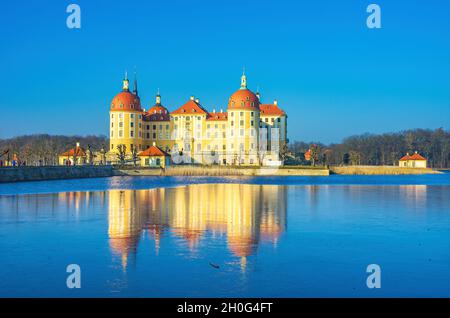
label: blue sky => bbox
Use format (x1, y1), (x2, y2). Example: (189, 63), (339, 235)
(0, 0), (449, 143)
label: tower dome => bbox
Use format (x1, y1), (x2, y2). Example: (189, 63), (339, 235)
(228, 71), (259, 111)
(110, 72), (141, 112)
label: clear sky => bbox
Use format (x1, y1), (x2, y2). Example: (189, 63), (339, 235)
(1, 0), (449, 143)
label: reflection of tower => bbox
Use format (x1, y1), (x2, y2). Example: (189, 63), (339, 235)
(108, 190), (145, 269)
(165, 184), (287, 271)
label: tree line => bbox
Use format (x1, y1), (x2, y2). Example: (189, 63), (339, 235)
(288, 128), (450, 168)
(0, 134), (109, 166)
(1, 128), (449, 168)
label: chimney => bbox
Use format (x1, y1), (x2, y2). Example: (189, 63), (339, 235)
(274, 99), (278, 106)
(256, 92), (260, 101)
(152, 142), (156, 147)
(415, 151), (418, 154)
(195, 98), (200, 104)
(213, 108), (216, 113)
(190, 95), (195, 101)
(220, 108), (223, 113)
(76, 142), (80, 148)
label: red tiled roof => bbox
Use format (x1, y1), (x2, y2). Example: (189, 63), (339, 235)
(110, 91), (141, 112)
(399, 152), (426, 161)
(60, 146), (86, 157)
(143, 105), (170, 121)
(409, 153), (426, 160)
(399, 154), (410, 161)
(206, 111), (228, 121)
(228, 89), (259, 111)
(260, 103), (285, 116)
(138, 145), (170, 157)
(171, 99), (208, 115)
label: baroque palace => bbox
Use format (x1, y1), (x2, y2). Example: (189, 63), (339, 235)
(107, 72), (288, 166)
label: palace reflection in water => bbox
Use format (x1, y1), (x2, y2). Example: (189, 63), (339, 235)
(107, 184), (288, 270)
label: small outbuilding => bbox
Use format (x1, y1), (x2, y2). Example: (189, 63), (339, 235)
(59, 142), (87, 166)
(138, 144), (170, 168)
(399, 151), (427, 168)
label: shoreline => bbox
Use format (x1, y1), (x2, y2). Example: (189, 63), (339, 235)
(0, 165), (442, 183)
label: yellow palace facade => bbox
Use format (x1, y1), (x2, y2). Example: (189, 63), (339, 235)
(108, 72), (288, 166)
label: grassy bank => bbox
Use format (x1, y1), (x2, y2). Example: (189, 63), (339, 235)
(116, 165), (330, 176)
(330, 165), (440, 175)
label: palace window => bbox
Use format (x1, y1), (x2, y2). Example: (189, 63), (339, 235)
(147, 133), (150, 139)
(131, 114), (134, 118)
(110, 131), (114, 137)
(240, 120), (244, 126)
(153, 133), (156, 139)
(119, 130), (123, 137)
(130, 131), (134, 137)
(166, 124), (169, 130)
(240, 112), (244, 117)
(240, 129), (244, 136)
(153, 125), (156, 130)
(130, 122), (134, 128)
(119, 122), (123, 128)
(111, 144), (114, 150)
(251, 120), (254, 126)
(251, 112), (254, 117)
